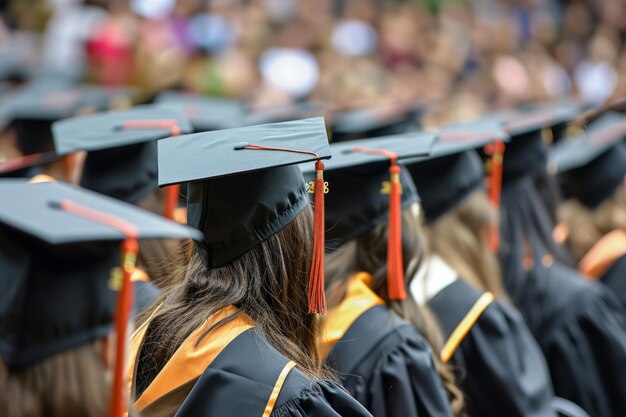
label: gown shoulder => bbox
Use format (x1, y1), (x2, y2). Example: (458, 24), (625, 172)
(327, 305), (453, 417)
(429, 279), (556, 417)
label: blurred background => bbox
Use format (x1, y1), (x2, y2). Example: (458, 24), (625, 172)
(0, 0), (624, 123)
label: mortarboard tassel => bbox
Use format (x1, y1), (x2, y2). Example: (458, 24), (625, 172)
(484, 140), (505, 252)
(308, 159), (327, 313)
(234, 142), (327, 313)
(55, 199), (139, 417)
(120, 120), (182, 220)
(352, 147), (406, 301)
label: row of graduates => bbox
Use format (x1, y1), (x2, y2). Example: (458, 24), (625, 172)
(1, 81), (626, 417)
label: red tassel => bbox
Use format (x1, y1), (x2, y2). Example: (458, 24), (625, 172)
(108, 238), (137, 417)
(56, 200), (139, 417)
(308, 160), (327, 313)
(350, 147), (406, 300)
(164, 184), (180, 220)
(387, 163), (406, 300)
(486, 140), (505, 253)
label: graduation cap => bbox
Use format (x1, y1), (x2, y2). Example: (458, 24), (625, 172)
(9, 83), (118, 155)
(53, 105), (192, 215)
(0, 180), (200, 417)
(330, 101), (425, 142)
(518, 99), (592, 143)
(245, 101), (328, 125)
(548, 113), (626, 208)
(500, 105), (581, 184)
(158, 117), (331, 313)
(155, 90), (246, 132)
(302, 132), (436, 301)
(405, 119), (509, 224)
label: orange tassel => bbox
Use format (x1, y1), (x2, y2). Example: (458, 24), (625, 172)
(387, 163), (406, 300)
(486, 140), (505, 252)
(56, 200), (139, 417)
(164, 184), (180, 220)
(108, 238), (138, 417)
(351, 147), (406, 300)
(308, 160), (327, 313)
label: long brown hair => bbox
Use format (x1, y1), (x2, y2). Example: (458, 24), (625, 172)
(423, 189), (507, 300)
(136, 206), (326, 395)
(559, 182), (626, 262)
(324, 208), (466, 417)
(0, 340), (109, 417)
(136, 189), (190, 289)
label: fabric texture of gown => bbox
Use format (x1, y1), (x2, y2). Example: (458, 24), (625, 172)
(129, 305), (372, 417)
(322, 272), (454, 417)
(413, 257), (557, 417)
(501, 176), (626, 417)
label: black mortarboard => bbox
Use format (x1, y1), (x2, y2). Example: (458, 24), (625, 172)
(518, 99), (591, 143)
(301, 132), (436, 301)
(406, 120), (509, 223)
(155, 91), (246, 132)
(302, 132), (436, 247)
(548, 113), (626, 208)
(158, 117), (330, 312)
(9, 83), (116, 155)
(330, 102), (425, 142)
(500, 105), (580, 184)
(53, 105), (192, 205)
(0, 180), (201, 370)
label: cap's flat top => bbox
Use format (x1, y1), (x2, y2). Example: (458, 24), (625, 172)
(9, 84), (112, 120)
(331, 101), (422, 134)
(53, 105), (192, 155)
(549, 113), (626, 173)
(156, 91), (246, 130)
(0, 180), (202, 244)
(158, 117), (330, 186)
(503, 105), (581, 136)
(432, 119), (510, 156)
(304, 131), (436, 173)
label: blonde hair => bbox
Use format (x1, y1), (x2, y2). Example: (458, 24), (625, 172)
(559, 183), (626, 262)
(423, 189), (507, 300)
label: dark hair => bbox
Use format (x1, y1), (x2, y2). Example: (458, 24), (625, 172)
(0, 340), (109, 417)
(136, 206), (327, 395)
(324, 208), (466, 417)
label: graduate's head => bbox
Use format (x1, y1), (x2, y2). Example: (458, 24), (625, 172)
(142, 118), (332, 379)
(307, 134), (436, 303)
(0, 181), (198, 417)
(549, 113), (626, 262)
(406, 121), (508, 299)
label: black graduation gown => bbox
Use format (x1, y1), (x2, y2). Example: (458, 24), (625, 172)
(501, 177), (626, 417)
(130, 306), (372, 417)
(323, 273), (453, 417)
(428, 279), (556, 417)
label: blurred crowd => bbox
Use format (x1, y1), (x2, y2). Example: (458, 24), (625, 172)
(1, 0), (626, 121)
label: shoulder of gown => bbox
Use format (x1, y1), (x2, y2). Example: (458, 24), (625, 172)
(327, 305), (454, 417)
(430, 279), (556, 417)
(170, 327), (372, 417)
(528, 262), (626, 417)
(600, 253), (626, 311)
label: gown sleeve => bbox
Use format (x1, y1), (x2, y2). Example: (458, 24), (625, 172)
(271, 380), (373, 417)
(339, 325), (454, 417)
(451, 296), (556, 417)
(600, 253), (626, 312)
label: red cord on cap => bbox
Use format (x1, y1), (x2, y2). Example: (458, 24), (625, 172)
(57, 199), (139, 417)
(351, 146), (406, 301)
(120, 119), (182, 221)
(235, 143), (327, 314)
